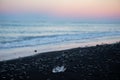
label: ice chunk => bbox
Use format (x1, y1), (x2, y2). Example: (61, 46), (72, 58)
(52, 66), (66, 73)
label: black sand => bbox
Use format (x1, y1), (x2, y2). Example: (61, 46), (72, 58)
(0, 42), (120, 80)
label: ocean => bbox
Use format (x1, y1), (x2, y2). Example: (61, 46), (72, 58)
(0, 21), (120, 50)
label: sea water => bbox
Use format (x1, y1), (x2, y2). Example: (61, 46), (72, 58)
(0, 20), (120, 50)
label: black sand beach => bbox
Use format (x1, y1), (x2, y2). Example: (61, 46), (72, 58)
(0, 42), (120, 80)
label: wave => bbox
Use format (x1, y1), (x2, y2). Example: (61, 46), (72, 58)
(0, 31), (120, 49)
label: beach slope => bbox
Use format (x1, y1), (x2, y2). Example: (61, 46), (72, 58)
(0, 42), (120, 80)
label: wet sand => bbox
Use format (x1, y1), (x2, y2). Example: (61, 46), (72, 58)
(0, 41), (120, 80)
(0, 38), (120, 61)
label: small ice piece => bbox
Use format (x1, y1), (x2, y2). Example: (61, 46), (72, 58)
(52, 66), (66, 73)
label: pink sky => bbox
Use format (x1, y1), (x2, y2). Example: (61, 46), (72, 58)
(0, 0), (120, 18)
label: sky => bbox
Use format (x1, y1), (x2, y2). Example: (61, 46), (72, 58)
(0, 0), (120, 20)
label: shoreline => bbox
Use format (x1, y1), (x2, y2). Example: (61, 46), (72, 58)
(0, 38), (120, 61)
(0, 39), (120, 80)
